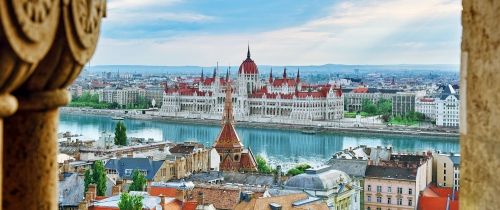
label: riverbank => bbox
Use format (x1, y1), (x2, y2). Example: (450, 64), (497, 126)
(60, 107), (459, 138)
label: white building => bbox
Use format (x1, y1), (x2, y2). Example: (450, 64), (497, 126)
(436, 94), (459, 127)
(415, 98), (437, 120)
(160, 48), (344, 122)
(98, 87), (146, 106)
(415, 84), (459, 127)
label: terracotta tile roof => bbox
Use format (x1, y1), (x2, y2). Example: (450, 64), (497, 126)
(235, 193), (328, 210)
(213, 123), (243, 149)
(418, 184), (459, 210)
(193, 185), (241, 210)
(148, 186), (177, 197)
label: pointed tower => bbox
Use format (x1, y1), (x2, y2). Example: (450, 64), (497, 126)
(283, 67), (287, 79)
(213, 69), (257, 172)
(269, 68), (273, 83)
(201, 68), (204, 81)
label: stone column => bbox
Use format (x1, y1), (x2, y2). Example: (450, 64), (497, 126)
(1, 0), (106, 209)
(461, 1), (500, 210)
(0, 1), (63, 209)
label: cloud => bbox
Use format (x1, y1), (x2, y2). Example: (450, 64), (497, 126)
(92, 0), (462, 66)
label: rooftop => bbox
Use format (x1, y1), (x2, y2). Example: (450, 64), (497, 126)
(365, 165), (417, 181)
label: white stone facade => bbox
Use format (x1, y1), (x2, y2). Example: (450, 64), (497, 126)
(160, 69), (344, 122)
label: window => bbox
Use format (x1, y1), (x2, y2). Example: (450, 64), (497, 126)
(367, 195), (371, 202)
(376, 208), (381, 210)
(444, 169), (447, 174)
(408, 188), (412, 195)
(367, 208), (371, 210)
(367, 185), (372, 191)
(125, 169), (132, 176)
(377, 186), (382, 192)
(387, 197), (392, 204)
(397, 198), (403, 205)
(444, 176), (447, 181)
(444, 163), (447, 168)
(408, 198), (413, 206)
(397, 187), (403, 194)
(387, 187), (392, 193)
(377, 196), (382, 203)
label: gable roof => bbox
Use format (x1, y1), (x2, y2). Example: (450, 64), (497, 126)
(104, 158), (164, 180)
(326, 159), (368, 177)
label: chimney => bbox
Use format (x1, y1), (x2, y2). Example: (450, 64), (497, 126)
(175, 189), (185, 202)
(159, 194), (166, 206)
(87, 184), (97, 201)
(196, 192), (204, 206)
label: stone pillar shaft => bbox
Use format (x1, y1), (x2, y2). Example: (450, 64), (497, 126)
(3, 109), (59, 209)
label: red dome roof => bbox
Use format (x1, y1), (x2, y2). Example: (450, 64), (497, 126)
(238, 46), (258, 75)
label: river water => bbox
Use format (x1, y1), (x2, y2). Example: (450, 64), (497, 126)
(59, 113), (460, 169)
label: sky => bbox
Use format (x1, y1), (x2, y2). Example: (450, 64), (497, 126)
(91, 0), (462, 66)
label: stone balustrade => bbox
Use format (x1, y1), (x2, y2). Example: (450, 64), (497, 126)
(0, 0), (106, 209)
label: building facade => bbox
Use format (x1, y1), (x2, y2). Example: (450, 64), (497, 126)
(160, 48), (344, 122)
(415, 98), (436, 120)
(97, 87), (146, 106)
(364, 154), (433, 210)
(343, 87), (398, 112)
(392, 93), (416, 116)
(434, 153), (460, 190)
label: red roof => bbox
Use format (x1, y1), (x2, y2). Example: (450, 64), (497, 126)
(238, 47), (258, 75)
(213, 123), (243, 149)
(419, 98), (435, 102)
(149, 186), (177, 197)
(272, 78), (297, 87)
(352, 87), (369, 93)
(419, 184), (459, 210)
(239, 58), (258, 75)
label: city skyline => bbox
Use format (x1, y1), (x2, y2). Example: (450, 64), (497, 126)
(93, 0), (462, 66)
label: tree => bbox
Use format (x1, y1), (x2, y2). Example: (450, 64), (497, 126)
(256, 155), (274, 174)
(114, 121), (127, 146)
(118, 192), (143, 210)
(377, 99), (392, 115)
(92, 160), (107, 196)
(84, 169), (93, 193)
(128, 169), (147, 192)
(286, 163), (311, 176)
(361, 99), (377, 114)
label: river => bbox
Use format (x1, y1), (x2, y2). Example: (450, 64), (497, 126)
(59, 113), (460, 169)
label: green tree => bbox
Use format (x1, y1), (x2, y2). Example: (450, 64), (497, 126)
(92, 160), (107, 196)
(84, 169), (93, 193)
(286, 163), (311, 176)
(118, 192), (143, 210)
(114, 121), (127, 146)
(361, 99), (377, 114)
(377, 99), (392, 115)
(128, 169), (147, 192)
(256, 155), (274, 174)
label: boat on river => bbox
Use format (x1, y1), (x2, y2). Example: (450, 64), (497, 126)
(111, 116), (124, 120)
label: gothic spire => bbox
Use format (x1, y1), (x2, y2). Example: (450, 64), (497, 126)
(247, 44), (251, 59)
(269, 68), (273, 83)
(283, 67), (287, 79)
(223, 73), (234, 124)
(201, 68), (204, 81)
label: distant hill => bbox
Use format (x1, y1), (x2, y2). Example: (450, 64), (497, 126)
(84, 64), (459, 75)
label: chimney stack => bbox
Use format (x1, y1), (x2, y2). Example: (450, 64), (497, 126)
(86, 184), (97, 202)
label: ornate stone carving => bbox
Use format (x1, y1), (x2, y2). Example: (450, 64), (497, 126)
(0, 0), (60, 63)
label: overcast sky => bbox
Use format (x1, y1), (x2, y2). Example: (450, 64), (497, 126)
(91, 0), (461, 66)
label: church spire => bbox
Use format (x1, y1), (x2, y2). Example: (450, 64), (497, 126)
(247, 44), (251, 59)
(223, 70), (234, 124)
(296, 68), (300, 83)
(269, 68), (273, 83)
(283, 67), (287, 79)
(201, 68), (204, 81)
